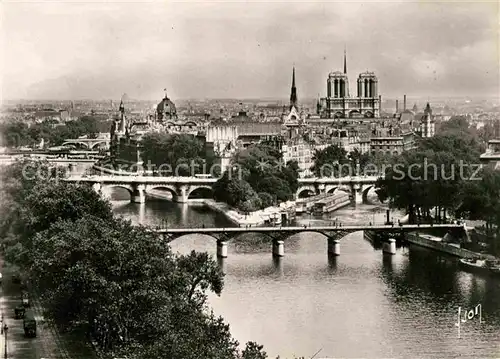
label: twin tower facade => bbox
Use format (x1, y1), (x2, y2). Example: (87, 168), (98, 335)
(317, 51), (380, 119)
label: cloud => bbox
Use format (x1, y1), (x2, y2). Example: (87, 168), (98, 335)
(1, 1), (498, 100)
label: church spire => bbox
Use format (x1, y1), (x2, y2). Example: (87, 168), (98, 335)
(343, 46), (347, 74)
(119, 99), (124, 114)
(290, 66), (298, 109)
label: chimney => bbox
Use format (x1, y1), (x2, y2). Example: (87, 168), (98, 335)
(396, 100), (399, 113)
(403, 95), (407, 111)
(379, 95), (382, 113)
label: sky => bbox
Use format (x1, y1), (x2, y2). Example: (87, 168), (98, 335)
(1, 0), (499, 101)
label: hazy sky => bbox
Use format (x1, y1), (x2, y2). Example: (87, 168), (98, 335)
(1, 0), (499, 101)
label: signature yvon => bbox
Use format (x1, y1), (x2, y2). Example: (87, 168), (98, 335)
(456, 304), (482, 337)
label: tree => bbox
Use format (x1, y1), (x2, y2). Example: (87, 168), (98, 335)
(241, 342), (268, 359)
(214, 143), (299, 210)
(0, 117), (103, 148)
(175, 251), (224, 307)
(310, 145), (348, 177)
(348, 149), (371, 174)
(376, 127), (485, 224)
(232, 143), (299, 203)
(141, 133), (209, 176)
(213, 172), (259, 209)
(258, 192), (274, 208)
(0, 160), (273, 359)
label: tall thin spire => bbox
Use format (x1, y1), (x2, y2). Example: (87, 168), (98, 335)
(290, 66), (298, 109)
(343, 45), (347, 74)
(119, 99), (124, 114)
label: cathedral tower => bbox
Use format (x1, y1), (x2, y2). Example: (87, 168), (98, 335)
(318, 50), (380, 119)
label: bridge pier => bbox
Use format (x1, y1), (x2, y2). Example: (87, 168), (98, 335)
(352, 184), (363, 204)
(327, 238), (340, 256)
(382, 238), (396, 255)
(272, 240), (285, 257)
(175, 185), (189, 203)
(131, 184), (146, 203)
(217, 241), (228, 258)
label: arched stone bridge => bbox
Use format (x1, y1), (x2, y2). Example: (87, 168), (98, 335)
(296, 175), (382, 204)
(65, 176), (217, 203)
(65, 174), (382, 203)
(154, 223), (466, 258)
(61, 138), (110, 150)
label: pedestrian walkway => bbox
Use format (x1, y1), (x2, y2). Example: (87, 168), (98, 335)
(0, 260), (96, 359)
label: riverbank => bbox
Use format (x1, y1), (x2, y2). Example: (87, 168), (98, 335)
(202, 199), (286, 227)
(405, 232), (498, 260)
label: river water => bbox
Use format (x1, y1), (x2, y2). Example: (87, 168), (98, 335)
(112, 195), (500, 358)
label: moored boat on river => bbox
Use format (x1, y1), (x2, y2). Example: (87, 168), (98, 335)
(459, 258), (500, 276)
(312, 192), (351, 216)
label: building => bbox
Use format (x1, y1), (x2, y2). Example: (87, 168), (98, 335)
(234, 121), (283, 147)
(317, 50), (380, 119)
(370, 137), (404, 155)
(282, 137), (314, 177)
(109, 100), (143, 169)
(359, 138), (370, 154)
(156, 90), (177, 121)
(480, 139), (500, 168)
(420, 103), (436, 138)
(280, 67), (309, 142)
(205, 125), (238, 174)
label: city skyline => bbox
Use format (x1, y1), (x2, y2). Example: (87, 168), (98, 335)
(1, 0), (499, 101)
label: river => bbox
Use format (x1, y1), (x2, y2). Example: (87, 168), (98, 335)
(111, 194), (500, 358)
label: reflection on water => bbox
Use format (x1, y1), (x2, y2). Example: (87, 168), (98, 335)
(112, 199), (500, 358)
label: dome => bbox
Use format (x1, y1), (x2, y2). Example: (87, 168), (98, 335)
(156, 96), (177, 120)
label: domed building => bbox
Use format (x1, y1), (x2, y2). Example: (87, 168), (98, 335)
(156, 90), (177, 121)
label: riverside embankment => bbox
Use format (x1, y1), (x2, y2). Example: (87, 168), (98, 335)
(405, 232), (499, 260)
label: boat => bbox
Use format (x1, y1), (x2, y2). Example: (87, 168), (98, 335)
(459, 258), (500, 276)
(312, 192), (351, 216)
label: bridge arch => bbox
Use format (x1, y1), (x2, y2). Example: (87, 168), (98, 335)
(325, 185), (337, 194)
(296, 185), (317, 199)
(101, 184), (134, 200)
(90, 141), (109, 150)
(187, 185), (214, 199)
(362, 185), (376, 203)
(166, 233), (222, 244)
(336, 185), (352, 194)
(147, 185), (179, 201)
(164, 229), (360, 244)
(61, 141), (90, 149)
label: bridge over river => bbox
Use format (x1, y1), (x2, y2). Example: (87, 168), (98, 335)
(154, 223), (466, 258)
(66, 174), (382, 202)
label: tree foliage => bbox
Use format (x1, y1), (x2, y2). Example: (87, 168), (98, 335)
(0, 159), (272, 358)
(0, 117), (100, 148)
(310, 145), (394, 178)
(140, 133), (215, 176)
(376, 120), (500, 256)
(213, 143), (299, 211)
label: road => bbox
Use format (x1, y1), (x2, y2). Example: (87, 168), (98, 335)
(0, 259), (96, 359)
